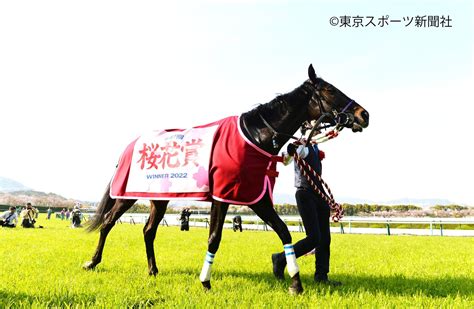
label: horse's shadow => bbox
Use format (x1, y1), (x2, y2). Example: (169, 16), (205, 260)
(168, 267), (472, 298)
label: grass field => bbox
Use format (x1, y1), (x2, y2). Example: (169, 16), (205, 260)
(1, 216), (473, 308)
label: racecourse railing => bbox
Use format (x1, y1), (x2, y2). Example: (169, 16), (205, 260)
(83, 213), (474, 237)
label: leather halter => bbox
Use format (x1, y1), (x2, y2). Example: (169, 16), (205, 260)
(257, 81), (356, 148)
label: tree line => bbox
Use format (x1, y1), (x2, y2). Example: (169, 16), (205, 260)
(126, 203), (471, 216)
(1, 202), (470, 216)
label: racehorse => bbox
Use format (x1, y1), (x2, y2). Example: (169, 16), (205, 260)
(84, 64), (369, 294)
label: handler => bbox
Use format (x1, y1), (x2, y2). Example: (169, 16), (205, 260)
(272, 139), (341, 286)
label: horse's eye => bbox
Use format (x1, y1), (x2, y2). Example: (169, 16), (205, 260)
(326, 87), (335, 95)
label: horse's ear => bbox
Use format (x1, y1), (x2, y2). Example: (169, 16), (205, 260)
(308, 64), (318, 84)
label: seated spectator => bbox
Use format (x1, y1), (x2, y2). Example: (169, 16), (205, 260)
(71, 206), (82, 228)
(0, 206), (18, 228)
(20, 204), (36, 228)
(233, 215), (243, 232)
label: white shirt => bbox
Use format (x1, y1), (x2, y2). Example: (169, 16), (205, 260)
(1, 211), (18, 225)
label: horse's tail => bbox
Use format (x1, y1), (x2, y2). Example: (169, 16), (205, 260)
(86, 182), (115, 232)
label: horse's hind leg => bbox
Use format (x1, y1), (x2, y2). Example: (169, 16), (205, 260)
(144, 200), (168, 276)
(249, 193), (303, 295)
(199, 200), (229, 290)
(84, 199), (136, 270)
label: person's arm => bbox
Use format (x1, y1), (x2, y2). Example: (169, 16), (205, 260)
(283, 143), (310, 165)
(287, 143), (309, 159)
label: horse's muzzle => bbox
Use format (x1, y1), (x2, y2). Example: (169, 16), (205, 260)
(360, 110), (369, 127)
(352, 110), (369, 132)
(351, 123), (364, 132)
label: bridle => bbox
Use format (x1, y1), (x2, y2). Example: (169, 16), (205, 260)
(304, 96), (354, 146)
(258, 83), (356, 149)
(309, 82), (355, 131)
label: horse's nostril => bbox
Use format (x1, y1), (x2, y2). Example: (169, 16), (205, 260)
(361, 110), (369, 123)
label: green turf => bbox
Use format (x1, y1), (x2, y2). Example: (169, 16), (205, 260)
(1, 216), (472, 308)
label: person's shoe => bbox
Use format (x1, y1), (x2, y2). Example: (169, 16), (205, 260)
(271, 253), (286, 280)
(314, 277), (342, 286)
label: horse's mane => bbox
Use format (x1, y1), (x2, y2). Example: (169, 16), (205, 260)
(242, 80), (314, 122)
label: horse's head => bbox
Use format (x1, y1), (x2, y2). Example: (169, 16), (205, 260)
(307, 64), (369, 132)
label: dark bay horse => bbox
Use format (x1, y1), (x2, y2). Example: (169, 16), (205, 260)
(84, 64), (369, 294)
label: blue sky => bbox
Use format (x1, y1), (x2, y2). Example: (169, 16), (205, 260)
(0, 0), (472, 205)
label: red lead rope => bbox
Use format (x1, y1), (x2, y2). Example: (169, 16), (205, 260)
(293, 153), (344, 222)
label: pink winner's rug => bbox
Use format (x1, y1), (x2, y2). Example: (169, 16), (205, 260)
(110, 116), (281, 205)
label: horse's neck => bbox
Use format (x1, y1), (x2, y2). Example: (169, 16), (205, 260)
(241, 81), (314, 154)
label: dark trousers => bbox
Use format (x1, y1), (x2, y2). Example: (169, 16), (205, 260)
(21, 219), (34, 228)
(0, 221), (15, 228)
(72, 216), (81, 227)
(180, 221), (189, 231)
(233, 223), (242, 232)
(289, 188), (331, 279)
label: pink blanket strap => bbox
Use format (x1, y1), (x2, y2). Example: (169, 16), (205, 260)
(266, 170), (279, 178)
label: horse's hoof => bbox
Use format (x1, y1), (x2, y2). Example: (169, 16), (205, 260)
(288, 284), (303, 295)
(148, 268), (159, 276)
(83, 261), (96, 270)
(289, 273), (303, 295)
(201, 281), (211, 291)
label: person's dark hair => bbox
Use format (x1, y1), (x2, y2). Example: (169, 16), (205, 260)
(9, 206), (16, 211)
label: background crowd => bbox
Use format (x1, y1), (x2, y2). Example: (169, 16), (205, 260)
(0, 202), (83, 228)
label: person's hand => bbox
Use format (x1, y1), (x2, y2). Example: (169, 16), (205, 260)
(287, 143), (298, 156)
(287, 143), (309, 158)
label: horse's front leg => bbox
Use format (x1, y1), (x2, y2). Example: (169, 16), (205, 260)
(84, 199), (136, 270)
(200, 200), (229, 290)
(143, 200), (168, 276)
(250, 193), (303, 295)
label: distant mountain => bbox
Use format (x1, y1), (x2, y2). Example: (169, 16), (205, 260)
(0, 176), (80, 208)
(0, 176), (31, 192)
(0, 176), (81, 208)
(0, 190), (79, 208)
